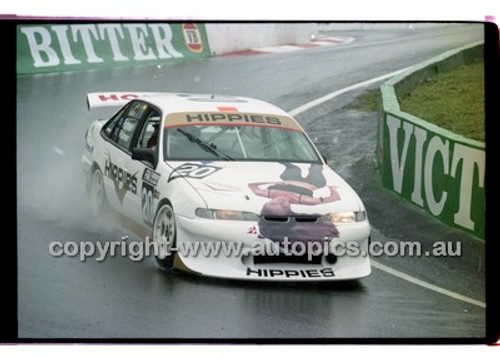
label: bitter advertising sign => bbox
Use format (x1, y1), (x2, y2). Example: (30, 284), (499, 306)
(17, 23), (211, 74)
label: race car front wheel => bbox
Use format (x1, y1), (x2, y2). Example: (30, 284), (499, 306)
(89, 167), (107, 217)
(152, 201), (176, 270)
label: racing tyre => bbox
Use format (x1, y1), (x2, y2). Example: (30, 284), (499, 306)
(152, 202), (177, 270)
(89, 167), (108, 217)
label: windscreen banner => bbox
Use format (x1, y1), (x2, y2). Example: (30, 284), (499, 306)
(17, 23), (211, 75)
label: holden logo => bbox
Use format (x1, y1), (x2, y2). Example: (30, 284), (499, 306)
(182, 23), (203, 53)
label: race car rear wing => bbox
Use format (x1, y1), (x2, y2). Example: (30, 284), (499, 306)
(87, 92), (164, 110)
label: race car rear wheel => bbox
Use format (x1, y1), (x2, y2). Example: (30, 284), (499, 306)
(152, 201), (176, 270)
(89, 167), (107, 217)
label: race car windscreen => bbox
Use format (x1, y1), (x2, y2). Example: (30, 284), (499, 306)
(162, 124), (321, 162)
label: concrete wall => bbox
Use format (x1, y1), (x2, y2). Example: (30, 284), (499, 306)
(205, 23), (318, 55)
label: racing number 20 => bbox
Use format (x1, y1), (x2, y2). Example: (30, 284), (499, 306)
(142, 183), (155, 225)
(177, 165), (216, 178)
(168, 163), (221, 182)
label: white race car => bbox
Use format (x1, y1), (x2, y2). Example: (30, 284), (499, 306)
(82, 92), (371, 281)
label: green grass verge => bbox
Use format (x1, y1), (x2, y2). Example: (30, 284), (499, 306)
(350, 61), (485, 143)
(399, 60), (485, 142)
(349, 88), (380, 112)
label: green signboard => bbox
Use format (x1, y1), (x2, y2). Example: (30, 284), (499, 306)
(378, 88), (485, 239)
(17, 23), (211, 75)
(377, 43), (486, 239)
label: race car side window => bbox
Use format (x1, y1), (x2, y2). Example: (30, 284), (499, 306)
(116, 117), (140, 149)
(103, 104), (130, 140)
(102, 101), (143, 151)
(137, 109), (161, 149)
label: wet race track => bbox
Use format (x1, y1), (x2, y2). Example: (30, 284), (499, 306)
(17, 25), (486, 339)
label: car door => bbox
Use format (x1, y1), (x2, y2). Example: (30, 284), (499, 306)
(100, 101), (145, 216)
(121, 104), (162, 228)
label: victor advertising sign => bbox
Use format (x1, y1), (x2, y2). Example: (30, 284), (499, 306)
(378, 110), (485, 238)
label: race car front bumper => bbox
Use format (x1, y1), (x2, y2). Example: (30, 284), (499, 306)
(174, 215), (371, 281)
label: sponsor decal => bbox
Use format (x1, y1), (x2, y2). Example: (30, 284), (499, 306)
(17, 23), (211, 74)
(164, 112), (303, 132)
(98, 93), (139, 103)
(184, 113), (281, 125)
(168, 163), (222, 182)
(142, 168), (161, 186)
(246, 267), (335, 278)
(182, 23), (203, 53)
(384, 114), (485, 236)
(249, 163), (341, 244)
(141, 168), (160, 226)
(104, 157), (138, 204)
(87, 92), (166, 108)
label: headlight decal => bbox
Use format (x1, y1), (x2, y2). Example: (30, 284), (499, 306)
(322, 211), (366, 223)
(195, 208), (259, 221)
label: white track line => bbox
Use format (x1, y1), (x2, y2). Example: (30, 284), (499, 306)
(289, 67), (412, 116)
(372, 260), (486, 308)
(290, 69), (486, 309)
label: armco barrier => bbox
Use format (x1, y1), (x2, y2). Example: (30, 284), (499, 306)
(377, 42), (485, 239)
(17, 23), (211, 75)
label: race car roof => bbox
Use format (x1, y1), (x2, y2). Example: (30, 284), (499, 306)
(87, 92), (291, 117)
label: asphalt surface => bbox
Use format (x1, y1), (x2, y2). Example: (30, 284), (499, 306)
(17, 24), (486, 339)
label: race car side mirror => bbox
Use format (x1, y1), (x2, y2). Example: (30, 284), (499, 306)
(132, 148), (156, 166)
